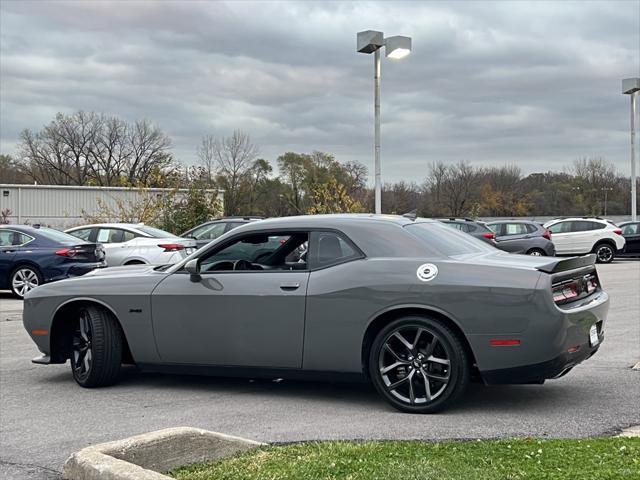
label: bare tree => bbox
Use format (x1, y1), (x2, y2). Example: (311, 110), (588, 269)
(214, 130), (258, 215)
(197, 134), (217, 186)
(126, 119), (173, 186)
(441, 161), (477, 217)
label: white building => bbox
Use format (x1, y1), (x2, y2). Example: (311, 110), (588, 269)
(0, 184), (223, 229)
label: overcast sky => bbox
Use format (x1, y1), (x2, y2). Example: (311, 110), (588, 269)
(1, 0), (639, 182)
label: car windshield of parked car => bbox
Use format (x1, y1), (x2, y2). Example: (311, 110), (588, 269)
(136, 225), (178, 238)
(622, 223), (639, 235)
(405, 222), (494, 257)
(188, 222), (227, 240)
(38, 227), (86, 244)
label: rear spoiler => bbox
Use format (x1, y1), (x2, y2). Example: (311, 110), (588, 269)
(536, 254), (596, 274)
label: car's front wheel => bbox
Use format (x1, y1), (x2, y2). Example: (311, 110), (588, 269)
(71, 305), (123, 388)
(369, 316), (470, 413)
(10, 265), (42, 299)
(593, 243), (615, 264)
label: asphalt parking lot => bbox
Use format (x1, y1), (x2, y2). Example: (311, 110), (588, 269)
(1, 261), (639, 480)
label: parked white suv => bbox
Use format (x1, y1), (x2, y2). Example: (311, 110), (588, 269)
(65, 223), (196, 266)
(542, 218), (625, 263)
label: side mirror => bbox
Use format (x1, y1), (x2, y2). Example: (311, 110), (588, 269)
(185, 258), (201, 282)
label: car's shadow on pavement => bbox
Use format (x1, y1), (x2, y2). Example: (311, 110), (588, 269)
(41, 364), (576, 414)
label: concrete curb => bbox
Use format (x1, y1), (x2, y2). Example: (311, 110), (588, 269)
(617, 425), (640, 438)
(63, 427), (264, 480)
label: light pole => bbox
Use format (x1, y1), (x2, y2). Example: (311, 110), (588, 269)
(357, 31), (412, 214)
(622, 78), (640, 221)
(601, 187), (613, 216)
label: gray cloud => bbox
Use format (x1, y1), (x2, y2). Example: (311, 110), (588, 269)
(1, 0), (638, 182)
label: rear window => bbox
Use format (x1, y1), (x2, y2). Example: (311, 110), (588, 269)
(405, 222), (494, 257)
(136, 225), (177, 238)
(38, 227), (85, 243)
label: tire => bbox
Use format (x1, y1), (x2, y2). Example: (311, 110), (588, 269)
(593, 243), (615, 264)
(71, 305), (123, 388)
(526, 248), (546, 256)
(368, 315), (470, 413)
(9, 265), (43, 299)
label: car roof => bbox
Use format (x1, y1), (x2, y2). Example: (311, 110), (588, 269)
(0, 224), (42, 232)
(484, 219), (538, 224)
(231, 214), (437, 231)
(66, 223), (147, 231)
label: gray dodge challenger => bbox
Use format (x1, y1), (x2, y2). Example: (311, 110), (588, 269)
(23, 215), (608, 413)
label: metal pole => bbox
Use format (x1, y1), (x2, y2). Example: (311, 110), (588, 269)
(374, 49), (381, 214)
(631, 92), (637, 221)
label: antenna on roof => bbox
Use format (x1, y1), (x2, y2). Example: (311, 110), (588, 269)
(402, 209), (418, 221)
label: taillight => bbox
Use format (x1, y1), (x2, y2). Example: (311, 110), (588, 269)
(55, 248), (77, 257)
(543, 229), (552, 240)
(158, 243), (185, 252)
(482, 232), (495, 240)
(552, 273), (598, 304)
(613, 229), (622, 235)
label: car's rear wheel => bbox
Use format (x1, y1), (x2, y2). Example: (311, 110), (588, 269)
(593, 243), (615, 263)
(71, 305), (122, 387)
(10, 265), (42, 299)
(526, 248), (546, 256)
(369, 316), (469, 413)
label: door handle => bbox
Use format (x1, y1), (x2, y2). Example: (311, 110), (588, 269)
(280, 282), (300, 291)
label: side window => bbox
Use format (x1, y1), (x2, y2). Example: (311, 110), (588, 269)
(570, 221), (591, 232)
(309, 231), (361, 269)
(122, 230), (137, 242)
(526, 224), (538, 234)
(199, 231), (309, 272)
(0, 230), (16, 246)
(622, 224), (639, 235)
(504, 223), (528, 235)
(589, 222), (605, 230)
(548, 222), (569, 234)
(487, 224), (502, 235)
(445, 222), (463, 231)
(69, 228), (93, 241)
(0, 230), (32, 246)
(96, 228), (124, 243)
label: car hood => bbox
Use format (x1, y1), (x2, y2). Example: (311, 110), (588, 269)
(83, 264), (159, 277)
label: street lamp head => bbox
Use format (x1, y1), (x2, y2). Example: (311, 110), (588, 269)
(357, 30), (384, 54)
(622, 78), (640, 95)
(385, 35), (412, 59)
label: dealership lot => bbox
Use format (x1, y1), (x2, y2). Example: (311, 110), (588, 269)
(1, 261), (639, 480)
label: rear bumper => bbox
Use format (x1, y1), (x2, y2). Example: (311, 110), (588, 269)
(482, 340), (601, 384)
(47, 261), (106, 282)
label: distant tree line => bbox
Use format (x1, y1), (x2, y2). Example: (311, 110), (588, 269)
(1, 110), (637, 220)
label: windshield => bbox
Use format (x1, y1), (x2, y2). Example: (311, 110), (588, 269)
(136, 225), (178, 238)
(405, 222), (495, 257)
(38, 227), (88, 244)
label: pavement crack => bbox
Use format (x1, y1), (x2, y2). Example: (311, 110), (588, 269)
(0, 459), (62, 475)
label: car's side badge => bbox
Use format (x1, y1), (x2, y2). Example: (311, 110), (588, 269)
(417, 263), (438, 282)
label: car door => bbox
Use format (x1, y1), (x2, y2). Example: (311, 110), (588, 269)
(95, 228), (138, 266)
(150, 230), (310, 367)
(548, 221), (579, 254)
(494, 223), (529, 253)
(0, 230), (18, 287)
(622, 223), (640, 253)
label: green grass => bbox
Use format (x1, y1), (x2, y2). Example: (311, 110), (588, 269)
(169, 437), (640, 480)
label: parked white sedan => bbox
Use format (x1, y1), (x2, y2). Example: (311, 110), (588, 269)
(65, 223), (196, 266)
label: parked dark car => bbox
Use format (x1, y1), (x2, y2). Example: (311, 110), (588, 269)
(181, 217), (264, 249)
(617, 221), (640, 256)
(0, 225), (105, 298)
(485, 220), (555, 256)
(438, 218), (497, 246)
